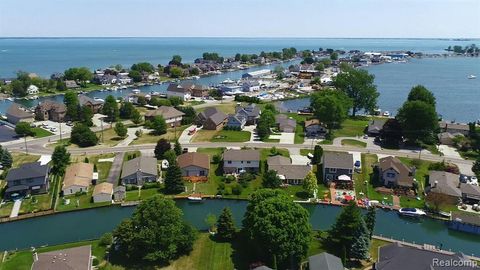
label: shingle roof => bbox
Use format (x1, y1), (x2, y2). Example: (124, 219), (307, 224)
(308, 252), (344, 270)
(121, 156), (158, 178)
(223, 149), (260, 161)
(368, 119), (386, 133)
(93, 182), (113, 196)
(78, 95), (103, 106)
(428, 171), (462, 197)
(199, 107), (221, 119)
(267, 155), (291, 166)
(36, 101), (66, 113)
(6, 162), (49, 182)
(63, 163), (93, 189)
(6, 103), (34, 119)
(379, 156), (413, 187)
(439, 121), (470, 131)
(208, 111), (228, 125)
(167, 83), (190, 93)
(451, 212), (480, 226)
(145, 106), (185, 119)
(270, 165), (312, 180)
(32, 245), (92, 270)
(177, 152), (210, 170)
(323, 152), (353, 170)
(460, 183), (480, 198)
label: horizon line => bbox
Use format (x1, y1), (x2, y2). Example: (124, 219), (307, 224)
(1, 36), (480, 40)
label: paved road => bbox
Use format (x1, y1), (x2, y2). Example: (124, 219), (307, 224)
(106, 152), (124, 187)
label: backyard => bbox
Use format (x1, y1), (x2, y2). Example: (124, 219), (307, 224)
(71, 153), (115, 181)
(56, 189), (111, 212)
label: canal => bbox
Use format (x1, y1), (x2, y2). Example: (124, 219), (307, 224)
(1, 199), (479, 255)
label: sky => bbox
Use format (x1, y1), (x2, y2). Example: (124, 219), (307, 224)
(0, 0), (479, 38)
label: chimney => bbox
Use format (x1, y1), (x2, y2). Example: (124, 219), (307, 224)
(434, 180), (438, 188)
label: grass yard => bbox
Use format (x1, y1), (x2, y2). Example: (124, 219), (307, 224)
(333, 117), (369, 138)
(294, 123), (305, 144)
(0, 202), (13, 218)
(19, 193), (52, 214)
(397, 157), (431, 208)
(354, 154), (393, 205)
(130, 125), (187, 145)
(211, 130), (251, 142)
(196, 102), (236, 114)
(95, 128), (124, 147)
(300, 149), (313, 156)
(125, 187), (164, 202)
(32, 127), (54, 138)
(56, 190), (111, 212)
(11, 153), (40, 168)
(71, 153), (115, 181)
(341, 139), (367, 148)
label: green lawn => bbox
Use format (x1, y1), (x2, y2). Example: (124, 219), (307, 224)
(354, 154), (393, 205)
(0, 202), (13, 218)
(211, 130), (251, 142)
(32, 127), (54, 138)
(333, 117), (369, 138)
(11, 153), (40, 168)
(300, 149), (313, 156)
(95, 128), (124, 147)
(71, 154), (115, 182)
(397, 158), (431, 208)
(131, 125), (187, 144)
(19, 193), (52, 214)
(294, 123), (305, 144)
(56, 190), (111, 212)
(125, 187), (164, 202)
(341, 139), (367, 148)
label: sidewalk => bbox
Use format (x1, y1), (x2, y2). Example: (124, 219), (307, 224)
(9, 200), (22, 218)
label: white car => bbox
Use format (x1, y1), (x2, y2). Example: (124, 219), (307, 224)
(469, 176), (478, 185)
(50, 127), (58, 132)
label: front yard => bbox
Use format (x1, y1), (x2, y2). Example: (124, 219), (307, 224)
(130, 125), (188, 145)
(341, 139), (367, 148)
(192, 130), (251, 143)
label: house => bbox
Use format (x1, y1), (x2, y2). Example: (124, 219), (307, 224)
(191, 84), (210, 98)
(35, 101), (67, 122)
(460, 182), (480, 203)
(447, 212), (480, 235)
(267, 155), (312, 185)
(6, 103), (34, 124)
(226, 114), (246, 130)
(4, 162), (49, 199)
(116, 74), (132, 85)
(113, 186), (126, 202)
(27, 84), (39, 95)
(439, 121), (470, 136)
(374, 242), (478, 270)
(242, 69), (271, 79)
(242, 81), (260, 92)
(78, 95), (104, 113)
(275, 115), (296, 133)
(322, 152), (353, 183)
(368, 119), (386, 137)
(427, 171), (480, 204)
(120, 156), (158, 186)
(235, 104), (261, 125)
(223, 149), (260, 174)
(438, 132), (464, 146)
(92, 182), (113, 203)
(62, 163), (94, 196)
(377, 156), (415, 188)
(166, 83), (192, 101)
(305, 119), (327, 138)
(144, 106), (185, 127)
(94, 74), (117, 85)
(65, 80), (79, 89)
(32, 245), (92, 270)
(177, 152), (210, 177)
(307, 252), (344, 270)
(195, 107), (228, 130)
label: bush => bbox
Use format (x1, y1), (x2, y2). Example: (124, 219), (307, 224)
(99, 232), (113, 246)
(92, 258), (99, 266)
(232, 184), (242, 195)
(234, 95), (261, 104)
(217, 182), (225, 195)
(223, 175), (235, 184)
(142, 182), (161, 189)
(212, 154), (222, 164)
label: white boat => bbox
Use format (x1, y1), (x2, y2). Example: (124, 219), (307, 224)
(468, 75), (476, 79)
(398, 208), (426, 217)
(187, 196), (203, 202)
(93, 97), (104, 102)
(132, 89), (140, 94)
(382, 111), (390, 117)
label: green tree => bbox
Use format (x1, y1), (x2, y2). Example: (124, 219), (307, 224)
(80, 106), (94, 127)
(102, 95), (119, 122)
(128, 70), (142, 82)
(350, 218), (371, 260)
(130, 62), (154, 73)
(310, 90), (351, 130)
(169, 67), (184, 78)
(15, 122), (33, 137)
(130, 109), (142, 125)
(64, 67), (93, 82)
(472, 158), (480, 177)
(71, 123), (98, 147)
(51, 145), (71, 176)
(397, 100), (438, 143)
(174, 140), (182, 156)
(170, 55), (183, 66)
(243, 189), (311, 268)
(154, 138), (171, 160)
(113, 195), (196, 263)
(119, 102), (135, 119)
(216, 207), (236, 240)
(365, 206), (377, 240)
(333, 66), (379, 116)
(315, 63), (325, 72)
(163, 149), (177, 166)
(0, 146), (13, 168)
(164, 164), (184, 194)
(114, 122), (128, 138)
(407, 85), (436, 107)
(56, 80), (67, 91)
(205, 213), (217, 233)
(64, 91), (80, 121)
(11, 80), (28, 97)
(302, 171), (318, 197)
(168, 96), (184, 106)
(330, 52), (339, 60)
(312, 145), (323, 164)
(262, 170), (282, 188)
(151, 115), (167, 135)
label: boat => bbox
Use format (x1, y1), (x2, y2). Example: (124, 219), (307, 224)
(93, 97), (104, 102)
(382, 111), (390, 117)
(468, 75), (476, 79)
(398, 208), (426, 217)
(187, 196), (203, 202)
(132, 89), (140, 94)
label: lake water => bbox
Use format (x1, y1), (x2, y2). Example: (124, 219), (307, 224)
(1, 199), (479, 256)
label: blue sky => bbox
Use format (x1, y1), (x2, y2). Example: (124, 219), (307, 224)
(1, 0), (479, 38)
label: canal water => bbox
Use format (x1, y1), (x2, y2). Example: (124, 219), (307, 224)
(1, 199), (479, 256)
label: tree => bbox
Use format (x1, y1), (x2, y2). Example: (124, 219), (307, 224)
(243, 189), (311, 268)
(114, 122), (128, 138)
(80, 106), (94, 127)
(64, 67), (93, 82)
(0, 146), (13, 169)
(119, 102), (135, 119)
(303, 171), (318, 197)
(128, 70), (142, 82)
(262, 170), (282, 188)
(102, 95), (119, 122)
(333, 66), (379, 116)
(168, 96), (184, 106)
(113, 195), (196, 263)
(130, 62), (154, 73)
(205, 213), (217, 233)
(164, 164), (184, 194)
(312, 145), (323, 164)
(349, 218), (371, 260)
(330, 52), (339, 60)
(315, 63), (325, 72)
(364, 206), (376, 240)
(174, 140), (182, 156)
(71, 123), (98, 147)
(163, 149), (177, 166)
(154, 138), (171, 160)
(130, 109), (142, 125)
(169, 67), (184, 78)
(310, 90), (351, 130)
(11, 80), (27, 97)
(64, 91), (80, 121)
(216, 207), (236, 240)
(407, 85), (436, 107)
(397, 100), (438, 143)
(15, 122), (33, 137)
(151, 115), (167, 135)
(51, 145), (70, 176)
(473, 158), (480, 177)
(169, 55), (182, 66)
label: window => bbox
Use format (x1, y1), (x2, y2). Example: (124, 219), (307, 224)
(247, 161), (251, 164)
(329, 168), (337, 173)
(387, 172), (396, 178)
(227, 161), (232, 164)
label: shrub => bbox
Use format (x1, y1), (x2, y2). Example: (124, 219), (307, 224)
(212, 154), (222, 164)
(99, 232), (113, 246)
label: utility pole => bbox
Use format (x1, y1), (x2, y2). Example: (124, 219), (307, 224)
(24, 135), (28, 154)
(59, 121), (62, 141)
(100, 117), (104, 143)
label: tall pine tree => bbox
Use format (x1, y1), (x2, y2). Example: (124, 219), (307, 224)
(164, 164), (184, 194)
(350, 218), (371, 260)
(365, 206), (377, 239)
(174, 140), (182, 156)
(216, 207), (236, 240)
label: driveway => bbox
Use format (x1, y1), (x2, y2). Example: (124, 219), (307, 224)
(9, 200), (22, 218)
(35, 120), (72, 136)
(290, 154), (310, 165)
(38, 155), (52, 165)
(243, 126), (259, 143)
(349, 151), (362, 165)
(270, 132), (295, 144)
(438, 145), (462, 159)
(106, 152), (125, 187)
(178, 125), (197, 144)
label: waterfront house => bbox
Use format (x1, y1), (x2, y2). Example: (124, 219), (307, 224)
(321, 152), (353, 184)
(447, 212), (480, 235)
(35, 101), (67, 122)
(427, 171), (480, 204)
(113, 186), (126, 202)
(27, 84), (39, 95)
(306, 252), (344, 270)
(4, 162), (49, 199)
(437, 132), (464, 146)
(439, 121), (470, 136)
(223, 149), (260, 174)
(373, 242), (478, 270)
(144, 106), (185, 127)
(177, 152), (210, 177)
(275, 114), (296, 133)
(116, 74), (132, 85)
(65, 80), (79, 89)
(120, 156), (158, 186)
(305, 119), (327, 138)
(377, 156), (415, 188)
(242, 80), (260, 92)
(94, 74), (117, 85)
(190, 84), (210, 98)
(32, 245), (92, 270)
(92, 182), (113, 203)
(242, 69), (271, 79)
(166, 83), (192, 101)
(267, 155), (311, 185)
(460, 183), (480, 204)
(62, 163), (94, 196)
(226, 114), (246, 130)
(79, 95), (103, 113)
(195, 107), (227, 130)
(367, 119), (386, 137)
(235, 104), (261, 125)
(6, 103), (34, 124)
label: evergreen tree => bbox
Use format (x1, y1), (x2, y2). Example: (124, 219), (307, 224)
(131, 109), (142, 125)
(216, 207), (236, 240)
(102, 95), (119, 122)
(64, 91), (80, 121)
(350, 218), (371, 260)
(151, 115), (167, 135)
(302, 171), (318, 197)
(174, 140), (182, 156)
(154, 139), (171, 160)
(163, 149), (177, 166)
(365, 206), (377, 239)
(312, 145), (323, 164)
(0, 146), (13, 169)
(51, 145), (71, 176)
(164, 164), (184, 194)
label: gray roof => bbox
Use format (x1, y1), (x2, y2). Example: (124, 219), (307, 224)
(200, 107), (222, 119)
(428, 171), (462, 197)
(451, 212), (480, 227)
(223, 149), (260, 161)
(121, 156), (158, 178)
(145, 106), (184, 119)
(439, 121), (470, 131)
(376, 242), (477, 270)
(236, 104), (260, 118)
(78, 95), (103, 106)
(323, 152), (353, 170)
(32, 245), (91, 270)
(368, 119), (386, 133)
(270, 164), (312, 180)
(6, 103), (34, 119)
(308, 252), (344, 270)
(460, 183), (480, 198)
(208, 111), (228, 125)
(6, 162), (49, 182)
(167, 83), (190, 93)
(267, 155), (291, 166)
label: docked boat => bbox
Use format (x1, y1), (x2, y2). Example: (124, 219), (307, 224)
(187, 196), (203, 202)
(398, 208), (426, 217)
(93, 97), (104, 102)
(468, 75), (476, 79)
(132, 89), (140, 94)
(382, 111), (390, 117)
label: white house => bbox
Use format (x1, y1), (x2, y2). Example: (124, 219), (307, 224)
(93, 182), (113, 203)
(27, 85), (39, 95)
(62, 163), (94, 196)
(166, 83), (192, 101)
(223, 149), (260, 174)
